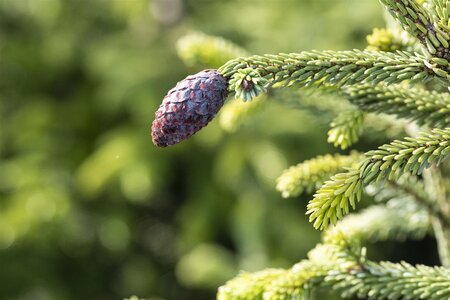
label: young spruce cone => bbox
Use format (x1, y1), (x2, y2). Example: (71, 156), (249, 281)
(152, 69), (228, 147)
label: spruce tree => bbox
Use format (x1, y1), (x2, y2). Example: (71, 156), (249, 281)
(153, 1), (450, 299)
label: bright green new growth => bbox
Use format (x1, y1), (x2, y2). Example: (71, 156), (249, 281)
(276, 153), (361, 198)
(218, 225), (450, 300)
(228, 68), (268, 102)
(170, 0), (450, 299)
(176, 32), (248, 68)
(217, 240), (362, 300)
(366, 28), (407, 51)
(216, 268), (287, 300)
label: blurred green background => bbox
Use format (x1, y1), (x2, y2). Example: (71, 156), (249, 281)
(0, 0), (439, 299)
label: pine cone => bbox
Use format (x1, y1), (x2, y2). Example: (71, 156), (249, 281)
(152, 69), (228, 147)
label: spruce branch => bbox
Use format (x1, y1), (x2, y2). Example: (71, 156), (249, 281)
(264, 243), (362, 300)
(276, 152), (362, 198)
(307, 128), (450, 230)
(325, 175), (435, 243)
(218, 50), (439, 102)
(216, 264), (326, 300)
(216, 268), (287, 300)
(383, 11), (424, 52)
(282, 82), (450, 143)
(343, 83), (450, 129)
(217, 242), (361, 300)
(155, 5), (450, 299)
(324, 261), (450, 300)
(261, 261), (320, 300)
(218, 238), (450, 300)
(328, 110), (366, 149)
(379, 0), (450, 56)
(218, 256), (450, 300)
(218, 226), (450, 300)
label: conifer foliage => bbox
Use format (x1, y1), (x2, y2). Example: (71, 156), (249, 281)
(154, 0), (450, 299)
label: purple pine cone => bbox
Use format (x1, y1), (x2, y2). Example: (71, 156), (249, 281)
(152, 69), (228, 147)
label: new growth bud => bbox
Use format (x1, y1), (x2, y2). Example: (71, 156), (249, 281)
(152, 69), (228, 147)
